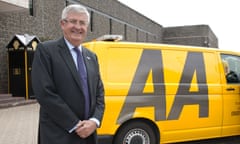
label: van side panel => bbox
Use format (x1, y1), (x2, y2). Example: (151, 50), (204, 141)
(83, 42), (240, 143)
(159, 49), (222, 142)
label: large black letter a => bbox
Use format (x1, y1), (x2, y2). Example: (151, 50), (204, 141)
(117, 49), (166, 124)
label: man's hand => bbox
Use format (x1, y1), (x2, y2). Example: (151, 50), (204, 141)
(75, 120), (97, 138)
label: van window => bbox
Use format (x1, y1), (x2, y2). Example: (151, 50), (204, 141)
(221, 54), (240, 83)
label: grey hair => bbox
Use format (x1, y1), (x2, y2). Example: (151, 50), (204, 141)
(61, 4), (90, 24)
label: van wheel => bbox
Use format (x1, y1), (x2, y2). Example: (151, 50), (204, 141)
(113, 121), (157, 144)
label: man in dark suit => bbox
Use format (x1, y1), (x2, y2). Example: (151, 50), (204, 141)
(31, 4), (105, 144)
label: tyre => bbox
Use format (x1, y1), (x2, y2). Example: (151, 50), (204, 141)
(113, 121), (158, 144)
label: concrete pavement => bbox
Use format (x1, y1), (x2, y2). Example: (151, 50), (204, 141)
(0, 103), (39, 144)
(0, 103), (239, 144)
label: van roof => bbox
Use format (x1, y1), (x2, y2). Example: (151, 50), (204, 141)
(84, 36), (240, 55)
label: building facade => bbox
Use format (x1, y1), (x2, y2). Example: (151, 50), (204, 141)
(0, 0), (217, 94)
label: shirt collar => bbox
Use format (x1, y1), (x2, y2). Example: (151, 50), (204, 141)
(64, 38), (82, 52)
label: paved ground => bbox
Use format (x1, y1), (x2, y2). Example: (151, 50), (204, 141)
(0, 103), (239, 144)
(176, 136), (240, 144)
(0, 103), (39, 144)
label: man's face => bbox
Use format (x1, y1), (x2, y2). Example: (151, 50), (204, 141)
(61, 12), (88, 46)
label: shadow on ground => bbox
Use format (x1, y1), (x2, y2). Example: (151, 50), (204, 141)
(175, 136), (240, 144)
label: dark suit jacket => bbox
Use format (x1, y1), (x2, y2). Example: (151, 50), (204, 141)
(31, 37), (105, 144)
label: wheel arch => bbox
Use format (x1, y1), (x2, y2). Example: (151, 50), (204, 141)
(113, 117), (160, 143)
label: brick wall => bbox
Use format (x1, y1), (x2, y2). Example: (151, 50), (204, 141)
(0, 0), (217, 94)
(0, 0), (163, 93)
(163, 25), (218, 48)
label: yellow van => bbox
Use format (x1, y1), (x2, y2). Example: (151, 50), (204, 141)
(83, 35), (240, 144)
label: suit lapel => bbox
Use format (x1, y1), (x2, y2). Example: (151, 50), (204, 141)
(82, 48), (94, 102)
(58, 38), (83, 90)
(58, 40), (94, 108)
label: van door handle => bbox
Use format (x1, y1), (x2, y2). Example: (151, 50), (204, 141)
(226, 88), (235, 91)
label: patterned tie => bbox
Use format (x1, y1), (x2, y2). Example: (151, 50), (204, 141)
(73, 47), (90, 119)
